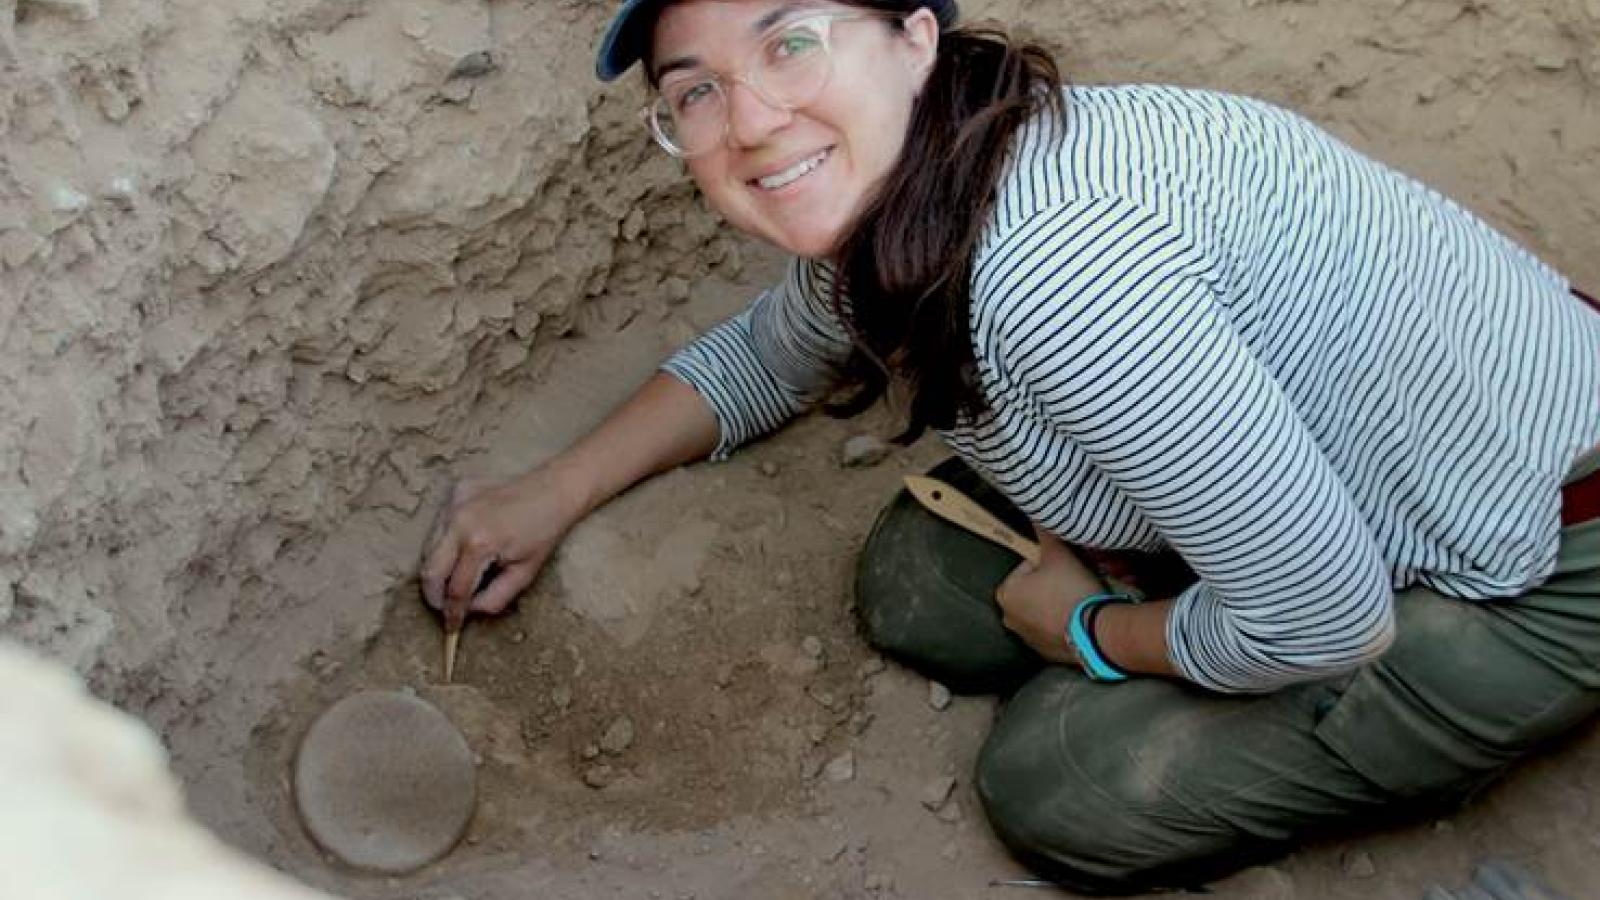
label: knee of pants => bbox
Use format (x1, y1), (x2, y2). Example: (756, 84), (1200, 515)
(974, 680), (1189, 890)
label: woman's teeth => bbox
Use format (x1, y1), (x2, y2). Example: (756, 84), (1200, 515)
(757, 149), (829, 191)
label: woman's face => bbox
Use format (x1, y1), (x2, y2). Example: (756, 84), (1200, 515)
(650, 0), (939, 259)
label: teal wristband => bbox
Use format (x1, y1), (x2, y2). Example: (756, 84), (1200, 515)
(1068, 592), (1136, 682)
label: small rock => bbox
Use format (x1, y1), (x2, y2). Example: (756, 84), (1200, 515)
(800, 636), (824, 659)
(663, 276), (691, 305)
(472, 753), (484, 767)
(510, 630), (527, 644)
(550, 686), (573, 710)
(824, 751), (856, 783)
(1223, 866), (1295, 900)
(920, 775), (957, 811)
(806, 686), (837, 710)
(104, 175), (137, 210)
(1534, 52), (1569, 72)
(714, 663), (735, 688)
(600, 716), (636, 754)
(580, 743), (600, 760)
(582, 764), (615, 789)
(622, 208), (647, 242)
(758, 460), (780, 477)
(20, 0), (99, 21)
(1341, 850), (1376, 878)
(48, 183), (89, 216)
(936, 801), (962, 823)
(928, 681), (952, 711)
(857, 657), (886, 680)
(805, 722), (830, 744)
(841, 434), (891, 469)
(450, 50), (496, 79)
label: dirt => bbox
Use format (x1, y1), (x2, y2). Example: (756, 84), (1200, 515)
(5, 0), (1600, 897)
(219, 256), (1600, 900)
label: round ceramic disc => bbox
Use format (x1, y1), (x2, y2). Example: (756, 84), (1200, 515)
(293, 690), (477, 873)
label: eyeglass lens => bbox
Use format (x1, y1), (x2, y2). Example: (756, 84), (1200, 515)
(652, 17), (838, 156)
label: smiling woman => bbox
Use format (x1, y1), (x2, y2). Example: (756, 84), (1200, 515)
(421, 0), (1600, 894)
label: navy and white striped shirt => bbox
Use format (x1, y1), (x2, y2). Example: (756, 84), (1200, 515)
(663, 85), (1600, 693)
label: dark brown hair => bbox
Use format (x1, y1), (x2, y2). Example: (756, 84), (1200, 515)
(827, 7), (1064, 442)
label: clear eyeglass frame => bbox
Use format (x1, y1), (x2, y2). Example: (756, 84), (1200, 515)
(640, 10), (904, 159)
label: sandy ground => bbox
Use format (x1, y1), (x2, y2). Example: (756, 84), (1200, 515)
(218, 250), (1600, 900)
(6, 0), (1600, 897)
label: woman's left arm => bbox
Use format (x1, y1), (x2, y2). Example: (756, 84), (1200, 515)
(985, 196), (1396, 694)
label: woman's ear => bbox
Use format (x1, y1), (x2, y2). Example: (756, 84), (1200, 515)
(901, 6), (941, 80)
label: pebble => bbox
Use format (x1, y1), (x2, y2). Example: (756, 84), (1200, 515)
(1223, 866), (1295, 899)
(664, 276), (692, 305)
(1341, 850), (1376, 878)
(21, 0), (99, 21)
(600, 716), (635, 754)
(758, 460), (780, 477)
(824, 751), (856, 783)
(800, 635), (824, 659)
(510, 630), (527, 644)
(936, 802), (962, 823)
(928, 681), (952, 711)
(805, 722), (830, 745)
(550, 686), (573, 710)
(806, 686), (838, 710)
(450, 50), (496, 79)
(714, 663), (735, 689)
(920, 775), (957, 811)
(857, 657), (886, 680)
(582, 764), (616, 789)
(840, 434), (891, 469)
(580, 743), (600, 760)
(48, 183), (89, 215)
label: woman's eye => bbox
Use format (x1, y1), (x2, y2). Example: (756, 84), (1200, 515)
(673, 81), (717, 112)
(770, 28), (822, 59)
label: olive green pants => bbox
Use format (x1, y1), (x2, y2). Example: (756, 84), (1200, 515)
(855, 457), (1600, 895)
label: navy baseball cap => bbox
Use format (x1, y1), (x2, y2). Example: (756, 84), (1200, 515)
(595, 0), (960, 81)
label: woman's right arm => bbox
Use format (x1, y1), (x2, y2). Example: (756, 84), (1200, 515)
(421, 372), (718, 630)
(422, 257), (852, 628)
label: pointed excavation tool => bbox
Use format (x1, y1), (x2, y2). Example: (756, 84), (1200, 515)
(440, 561), (501, 684)
(903, 475), (1040, 563)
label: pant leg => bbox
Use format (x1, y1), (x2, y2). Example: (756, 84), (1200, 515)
(977, 517), (1600, 894)
(853, 456), (1043, 694)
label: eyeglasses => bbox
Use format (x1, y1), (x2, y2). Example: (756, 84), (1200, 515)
(642, 10), (903, 159)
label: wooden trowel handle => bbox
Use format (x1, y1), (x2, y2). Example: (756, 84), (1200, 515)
(903, 476), (1041, 565)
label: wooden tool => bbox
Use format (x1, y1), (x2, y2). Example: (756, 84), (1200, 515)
(903, 475), (1041, 563)
(442, 628), (460, 684)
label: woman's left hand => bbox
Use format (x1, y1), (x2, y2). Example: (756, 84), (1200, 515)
(995, 529), (1109, 665)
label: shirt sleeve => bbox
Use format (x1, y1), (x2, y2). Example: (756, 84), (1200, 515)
(661, 256), (853, 460)
(981, 196), (1396, 693)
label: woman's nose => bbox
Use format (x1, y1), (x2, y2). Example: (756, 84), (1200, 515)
(724, 79), (792, 149)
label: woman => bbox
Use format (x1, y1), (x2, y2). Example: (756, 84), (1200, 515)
(421, 0), (1600, 892)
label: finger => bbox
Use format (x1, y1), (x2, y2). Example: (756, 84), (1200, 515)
(470, 560), (536, 616)
(445, 542), (498, 629)
(420, 527), (461, 611)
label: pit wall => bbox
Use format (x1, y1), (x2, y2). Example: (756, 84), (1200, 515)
(1, 0), (1597, 839)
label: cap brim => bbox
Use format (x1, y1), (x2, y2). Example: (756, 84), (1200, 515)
(595, 0), (663, 81)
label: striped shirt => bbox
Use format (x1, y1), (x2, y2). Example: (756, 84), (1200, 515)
(662, 85), (1600, 693)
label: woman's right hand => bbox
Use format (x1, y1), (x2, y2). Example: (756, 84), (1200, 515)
(419, 464), (589, 631)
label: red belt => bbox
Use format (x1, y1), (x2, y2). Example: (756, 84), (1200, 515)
(1563, 286), (1600, 527)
